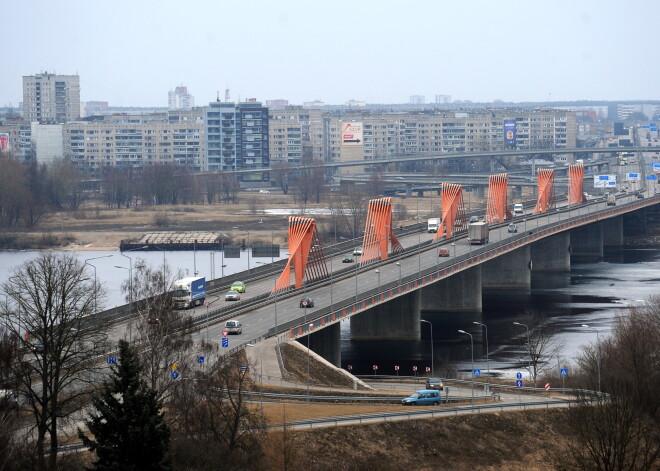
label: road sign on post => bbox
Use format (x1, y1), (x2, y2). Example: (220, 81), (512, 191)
(347, 364), (352, 371)
(473, 369), (481, 377)
(560, 368), (568, 376)
(516, 379), (523, 388)
(106, 357), (117, 364)
(222, 330), (229, 338)
(545, 383), (551, 391)
(171, 371), (179, 380)
(221, 338), (228, 348)
(516, 372), (523, 380)
(197, 355), (205, 364)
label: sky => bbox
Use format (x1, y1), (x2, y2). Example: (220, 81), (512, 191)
(3, 0), (659, 108)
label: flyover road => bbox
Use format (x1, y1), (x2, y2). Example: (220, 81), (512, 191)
(188, 186), (657, 349)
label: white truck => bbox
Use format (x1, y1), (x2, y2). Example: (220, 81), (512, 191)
(468, 222), (489, 245)
(427, 218), (441, 233)
(513, 203), (524, 215)
(172, 276), (206, 309)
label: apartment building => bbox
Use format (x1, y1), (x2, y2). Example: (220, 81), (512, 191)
(268, 106), (325, 164)
(23, 72), (80, 123)
(64, 111), (204, 176)
(168, 86), (195, 111)
(204, 101), (269, 179)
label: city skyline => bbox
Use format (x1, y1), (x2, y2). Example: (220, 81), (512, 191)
(3, 0), (660, 108)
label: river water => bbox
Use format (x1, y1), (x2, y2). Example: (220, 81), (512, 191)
(339, 246), (660, 380)
(1, 246), (658, 381)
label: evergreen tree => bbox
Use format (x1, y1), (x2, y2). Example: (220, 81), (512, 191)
(79, 340), (171, 471)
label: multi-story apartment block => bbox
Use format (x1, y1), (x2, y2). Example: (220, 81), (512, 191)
(0, 121), (33, 159)
(268, 106), (325, 164)
(168, 86), (195, 110)
(64, 111), (204, 176)
(23, 72), (80, 123)
(204, 101), (269, 179)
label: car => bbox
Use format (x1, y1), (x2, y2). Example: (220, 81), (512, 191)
(230, 281), (246, 293)
(224, 319), (242, 334)
(508, 223), (518, 233)
(401, 390), (442, 406)
(299, 297), (314, 308)
(342, 254), (354, 263)
(353, 247), (363, 256)
(636, 192), (645, 199)
(469, 215), (480, 223)
(425, 378), (444, 391)
(438, 248), (450, 257)
(259, 189), (271, 194)
(395, 176), (404, 180)
(225, 290), (241, 301)
(147, 316), (160, 325)
(30, 341), (45, 354)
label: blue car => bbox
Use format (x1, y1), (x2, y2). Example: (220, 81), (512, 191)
(401, 389), (442, 406)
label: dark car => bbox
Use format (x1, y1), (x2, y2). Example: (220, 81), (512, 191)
(342, 254), (354, 263)
(508, 223), (518, 233)
(299, 297), (314, 308)
(425, 378), (444, 390)
(469, 215), (480, 223)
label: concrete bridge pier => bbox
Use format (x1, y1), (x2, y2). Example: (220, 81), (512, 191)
(512, 185), (523, 199)
(406, 183), (413, 197)
(531, 232), (571, 272)
(475, 186), (485, 198)
(603, 216), (624, 246)
(307, 322), (341, 367)
(571, 223), (603, 261)
(420, 266), (482, 312)
(350, 290), (421, 341)
(482, 245), (531, 289)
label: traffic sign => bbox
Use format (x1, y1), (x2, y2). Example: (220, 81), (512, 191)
(560, 368), (568, 376)
(425, 367), (431, 373)
(545, 383), (551, 391)
(239, 365), (248, 371)
(473, 369), (481, 377)
(347, 364), (352, 371)
(106, 356), (117, 364)
(412, 366), (418, 371)
(372, 365), (378, 371)
(221, 338), (228, 348)
(222, 330), (229, 338)
(171, 363), (179, 370)
(647, 175), (658, 180)
(394, 365), (400, 371)
(204, 301), (210, 307)
(197, 355), (205, 364)
(171, 371), (179, 379)
(516, 372), (523, 380)
(516, 379), (523, 388)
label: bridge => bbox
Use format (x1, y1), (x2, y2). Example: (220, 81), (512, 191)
(188, 177), (659, 371)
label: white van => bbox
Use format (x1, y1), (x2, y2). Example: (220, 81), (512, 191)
(513, 203), (524, 214)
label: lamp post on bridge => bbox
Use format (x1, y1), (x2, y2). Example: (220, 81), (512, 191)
(513, 321), (531, 382)
(84, 254), (113, 314)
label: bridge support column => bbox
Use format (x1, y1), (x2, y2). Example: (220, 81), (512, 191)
(513, 185), (523, 198)
(421, 266), (482, 312)
(482, 246), (531, 289)
(603, 216), (624, 246)
(475, 186), (485, 198)
(531, 232), (570, 272)
(350, 290), (421, 341)
(308, 322), (341, 367)
(406, 183), (413, 197)
(571, 223), (603, 261)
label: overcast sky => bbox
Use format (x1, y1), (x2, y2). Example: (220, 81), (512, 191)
(3, 0), (659, 107)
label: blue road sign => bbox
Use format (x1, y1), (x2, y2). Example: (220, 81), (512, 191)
(107, 356), (117, 364)
(473, 369), (481, 377)
(197, 355), (205, 364)
(239, 365), (248, 371)
(516, 372), (523, 380)
(171, 371), (179, 379)
(647, 175), (658, 180)
(221, 338), (229, 348)
(516, 379), (523, 388)
(560, 368), (568, 376)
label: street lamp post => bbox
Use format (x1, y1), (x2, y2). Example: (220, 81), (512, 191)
(458, 329), (474, 404)
(513, 321), (532, 382)
(84, 254), (113, 313)
(473, 321), (489, 377)
(582, 324), (601, 393)
(245, 343), (264, 414)
(451, 242), (456, 258)
(421, 319), (433, 375)
(152, 245), (167, 292)
(375, 269), (381, 293)
(396, 262), (402, 286)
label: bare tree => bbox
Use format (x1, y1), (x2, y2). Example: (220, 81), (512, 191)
(122, 259), (194, 402)
(0, 253), (108, 471)
(272, 162), (292, 195)
(514, 311), (563, 387)
(46, 159), (86, 211)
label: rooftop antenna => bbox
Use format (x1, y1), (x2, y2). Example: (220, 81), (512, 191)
(216, 90), (221, 102)
(225, 86), (230, 103)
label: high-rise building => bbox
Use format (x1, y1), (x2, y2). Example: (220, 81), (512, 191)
(435, 95), (452, 104)
(23, 72), (80, 123)
(409, 95), (425, 105)
(204, 100), (269, 179)
(168, 86), (195, 110)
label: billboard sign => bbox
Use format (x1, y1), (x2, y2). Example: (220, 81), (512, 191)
(342, 122), (363, 146)
(626, 173), (640, 181)
(504, 120), (517, 147)
(0, 133), (8, 150)
(594, 175), (616, 188)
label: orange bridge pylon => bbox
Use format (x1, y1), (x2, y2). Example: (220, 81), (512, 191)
(360, 197), (404, 265)
(485, 173), (512, 223)
(272, 217), (328, 293)
(434, 183), (467, 241)
(568, 164), (588, 205)
(533, 168), (556, 214)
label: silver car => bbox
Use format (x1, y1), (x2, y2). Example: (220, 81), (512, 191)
(508, 223), (518, 233)
(225, 290), (240, 301)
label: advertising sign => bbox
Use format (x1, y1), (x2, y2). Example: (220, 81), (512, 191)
(0, 133), (8, 150)
(594, 175), (617, 188)
(341, 122), (363, 146)
(504, 120), (517, 147)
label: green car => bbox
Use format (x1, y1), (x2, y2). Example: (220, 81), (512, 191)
(230, 281), (246, 293)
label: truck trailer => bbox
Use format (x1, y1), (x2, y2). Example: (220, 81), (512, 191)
(427, 218), (441, 233)
(468, 222), (489, 245)
(172, 276), (206, 309)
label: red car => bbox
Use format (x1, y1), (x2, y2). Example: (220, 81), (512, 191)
(299, 297), (314, 308)
(438, 248), (450, 257)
